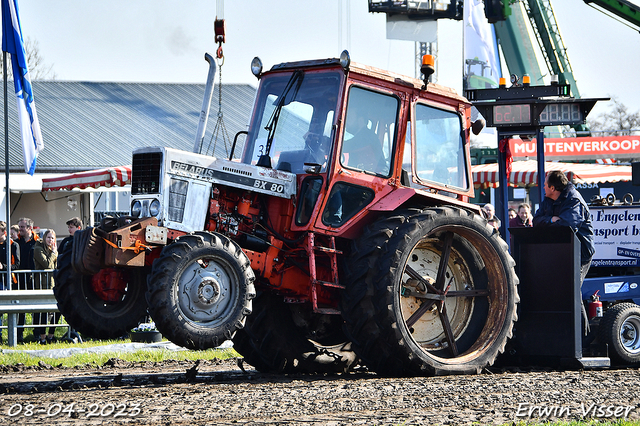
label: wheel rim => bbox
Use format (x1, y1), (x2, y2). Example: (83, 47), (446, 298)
(620, 314), (640, 354)
(398, 225), (508, 362)
(400, 239), (474, 349)
(82, 270), (139, 317)
(177, 256), (237, 326)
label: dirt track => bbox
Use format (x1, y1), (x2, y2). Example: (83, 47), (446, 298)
(0, 358), (639, 425)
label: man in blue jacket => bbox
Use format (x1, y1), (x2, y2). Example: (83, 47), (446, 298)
(533, 170), (595, 333)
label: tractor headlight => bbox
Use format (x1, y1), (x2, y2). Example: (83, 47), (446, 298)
(149, 199), (161, 217)
(251, 57), (262, 78)
(131, 200), (142, 218)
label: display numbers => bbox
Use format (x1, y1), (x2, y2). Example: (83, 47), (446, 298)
(493, 104), (532, 125)
(539, 103), (582, 124)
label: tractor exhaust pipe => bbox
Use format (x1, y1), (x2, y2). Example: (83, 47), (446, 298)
(194, 53), (217, 154)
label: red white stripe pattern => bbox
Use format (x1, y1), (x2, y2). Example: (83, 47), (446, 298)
(472, 160), (632, 189)
(596, 158), (617, 164)
(42, 166), (132, 191)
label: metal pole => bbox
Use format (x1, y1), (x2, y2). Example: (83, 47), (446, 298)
(497, 131), (509, 246)
(4, 51), (10, 282)
(4, 51), (17, 346)
(536, 128), (546, 203)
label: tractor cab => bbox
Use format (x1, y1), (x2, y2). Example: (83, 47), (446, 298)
(238, 52), (477, 237)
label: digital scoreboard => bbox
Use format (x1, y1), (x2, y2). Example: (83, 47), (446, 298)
(490, 103), (584, 127)
(466, 83), (604, 131)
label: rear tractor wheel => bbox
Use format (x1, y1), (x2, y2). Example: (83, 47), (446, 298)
(342, 207), (519, 376)
(54, 233), (148, 339)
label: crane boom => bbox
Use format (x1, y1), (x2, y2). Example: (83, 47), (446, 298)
(584, 0), (640, 31)
(522, 0), (580, 97)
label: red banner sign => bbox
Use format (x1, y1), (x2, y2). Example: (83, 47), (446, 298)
(510, 135), (640, 160)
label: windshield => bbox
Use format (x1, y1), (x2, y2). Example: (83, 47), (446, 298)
(242, 71), (342, 173)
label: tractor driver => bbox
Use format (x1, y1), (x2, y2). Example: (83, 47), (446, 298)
(340, 89), (388, 175)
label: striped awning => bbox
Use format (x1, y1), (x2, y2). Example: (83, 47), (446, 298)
(472, 160), (632, 189)
(41, 166), (132, 191)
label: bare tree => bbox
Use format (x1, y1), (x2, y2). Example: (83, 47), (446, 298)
(0, 37), (56, 80)
(587, 97), (640, 136)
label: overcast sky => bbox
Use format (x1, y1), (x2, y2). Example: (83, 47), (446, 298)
(16, 0), (640, 119)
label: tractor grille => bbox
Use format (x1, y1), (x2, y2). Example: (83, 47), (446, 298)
(132, 152), (162, 194)
(168, 178), (188, 223)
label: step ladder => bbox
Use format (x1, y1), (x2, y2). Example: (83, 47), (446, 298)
(306, 232), (344, 314)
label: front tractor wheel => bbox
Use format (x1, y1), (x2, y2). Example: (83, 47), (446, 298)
(146, 231), (255, 350)
(342, 207), (519, 376)
(54, 241), (148, 339)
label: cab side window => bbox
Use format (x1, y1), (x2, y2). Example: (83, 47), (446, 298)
(340, 87), (399, 176)
(414, 104), (469, 190)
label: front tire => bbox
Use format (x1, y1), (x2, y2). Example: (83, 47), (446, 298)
(342, 207), (519, 376)
(599, 302), (640, 365)
(146, 231), (255, 350)
(54, 241), (148, 339)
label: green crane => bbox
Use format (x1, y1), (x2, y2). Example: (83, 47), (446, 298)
(584, 0), (640, 31)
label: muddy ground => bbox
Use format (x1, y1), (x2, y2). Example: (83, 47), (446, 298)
(0, 358), (639, 425)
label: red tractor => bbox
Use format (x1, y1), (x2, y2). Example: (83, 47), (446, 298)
(55, 51), (519, 376)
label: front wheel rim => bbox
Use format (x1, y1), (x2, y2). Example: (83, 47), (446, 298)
(177, 256), (237, 326)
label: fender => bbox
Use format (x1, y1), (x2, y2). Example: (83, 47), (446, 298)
(369, 186), (483, 216)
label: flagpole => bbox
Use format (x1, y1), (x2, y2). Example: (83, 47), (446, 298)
(4, 49), (11, 290)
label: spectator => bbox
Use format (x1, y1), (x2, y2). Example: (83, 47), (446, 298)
(483, 203), (501, 231)
(509, 203), (533, 228)
(0, 221), (19, 344)
(533, 170), (595, 334)
(60, 217), (82, 253)
(57, 217), (83, 344)
(16, 217), (39, 343)
(508, 208), (517, 220)
(33, 229), (58, 344)
(0, 221), (20, 290)
(9, 224), (19, 242)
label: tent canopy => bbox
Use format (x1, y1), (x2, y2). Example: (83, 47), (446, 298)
(472, 160), (632, 189)
(42, 166), (131, 191)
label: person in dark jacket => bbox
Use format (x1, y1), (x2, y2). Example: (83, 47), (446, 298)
(16, 217), (39, 342)
(0, 221), (19, 290)
(533, 170), (595, 334)
(509, 203), (533, 228)
(59, 217), (82, 254)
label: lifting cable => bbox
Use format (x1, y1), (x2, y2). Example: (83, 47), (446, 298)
(204, 19), (231, 158)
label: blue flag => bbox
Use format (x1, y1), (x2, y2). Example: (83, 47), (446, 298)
(2, 0), (43, 175)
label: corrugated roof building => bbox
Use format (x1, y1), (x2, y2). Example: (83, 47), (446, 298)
(0, 81), (256, 172)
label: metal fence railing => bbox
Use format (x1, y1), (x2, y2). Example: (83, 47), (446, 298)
(0, 270), (71, 347)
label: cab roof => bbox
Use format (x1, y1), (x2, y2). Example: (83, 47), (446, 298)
(267, 57), (469, 105)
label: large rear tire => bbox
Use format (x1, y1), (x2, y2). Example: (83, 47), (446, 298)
(54, 239), (148, 339)
(342, 207), (519, 376)
(599, 302), (640, 365)
(146, 231), (255, 350)
(233, 292), (357, 374)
